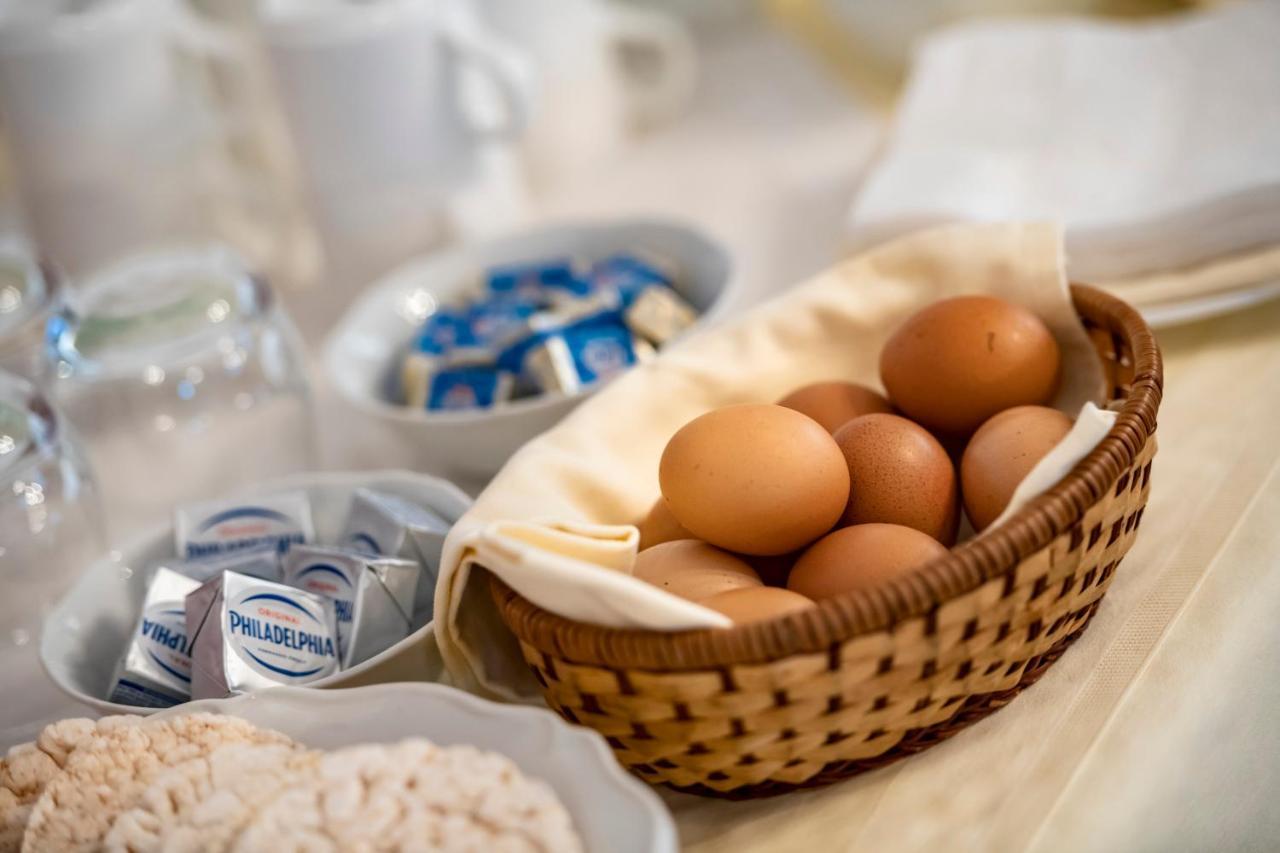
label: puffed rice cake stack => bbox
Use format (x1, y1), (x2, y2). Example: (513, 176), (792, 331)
(2, 714), (583, 853)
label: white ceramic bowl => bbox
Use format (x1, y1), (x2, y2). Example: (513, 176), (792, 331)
(322, 218), (734, 482)
(155, 684), (676, 853)
(41, 470), (471, 715)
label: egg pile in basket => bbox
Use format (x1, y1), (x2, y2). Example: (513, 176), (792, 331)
(491, 286), (1162, 797)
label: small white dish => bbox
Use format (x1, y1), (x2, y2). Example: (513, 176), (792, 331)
(322, 218), (735, 481)
(41, 470), (471, 715)
(155, 683), (677, 853)
(1136, 277), (1280, 328)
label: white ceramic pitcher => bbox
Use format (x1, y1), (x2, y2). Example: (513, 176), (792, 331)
(259, 0), (533, 248)
(476, 0), (698, 189)
(0, 0), (246, 276)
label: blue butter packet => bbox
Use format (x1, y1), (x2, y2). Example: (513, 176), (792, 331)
(541, 271), (593, 301)
(589, 254), (672, 306)
(413, 308), (477, 355)
(485, 258), (587, 304)
(561, 317), (638, 384)
(426, 365), (513, 411)
(468, 296), (537, 346)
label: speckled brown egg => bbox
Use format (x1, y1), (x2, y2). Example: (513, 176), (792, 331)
(777, 380), (893, 433)
(833, 413), (959, 544)
(787, 523), (948, 601)
(659, 404), (850, 555)
(632, 539), (762, 602)
(703, 586), (815, 624)
(961, 405), (1074, 531)
(636, 498), (693, 550)
(880, 295), (1061, 435)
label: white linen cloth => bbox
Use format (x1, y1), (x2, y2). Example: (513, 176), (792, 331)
(846, 2), (1280, 289)
(435, 222), (1111, 699)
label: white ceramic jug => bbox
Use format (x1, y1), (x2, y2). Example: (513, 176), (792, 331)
(259, 0), (533, 251)
(476, 0), (698, 189)
(0, 0), (245, 276)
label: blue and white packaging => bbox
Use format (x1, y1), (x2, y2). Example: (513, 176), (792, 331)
(467, 297), (537, 346)
(175, 492), (313, 560)
(426, 363), (514, 411)
(281, 545), (419, 668)
(405, 347), (515, 412)
(186, 570), (339, 699)
(523, 315), (644, 395)
(340, 488), (452, 615)
(566, 319), (645, 382)
(589, 252), (674, 304)
(413, 307), (479, 355)
(107, 567), (202, 708)
(150, 545), (281, 585)
(484, 257), (584, 304)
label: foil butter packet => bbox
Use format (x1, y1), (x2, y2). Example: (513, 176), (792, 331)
(340, 488), (451, 615)
(341, 488), (449, 560)
(149, 545), (282, 585)
(175, 491), (314, 559)
(282, 545), (419, 668)
(185, 570), (340, 700)
(107, 567), (202, 709)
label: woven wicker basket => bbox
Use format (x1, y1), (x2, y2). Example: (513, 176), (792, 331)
(489, 284), (1162, 798)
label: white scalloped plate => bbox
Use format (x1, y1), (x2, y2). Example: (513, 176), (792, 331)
(156, 683), (677, 853)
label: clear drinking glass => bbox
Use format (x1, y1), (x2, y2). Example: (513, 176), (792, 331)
(0, 234), (58, 383)
(44, 245), (316, 541)
(0, 369), (104, 746)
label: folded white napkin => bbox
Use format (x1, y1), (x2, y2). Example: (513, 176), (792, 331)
(435, 222), (1113, 699)
(847, 2), (1280, 286)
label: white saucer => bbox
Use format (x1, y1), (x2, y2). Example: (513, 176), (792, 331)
(1137, 278), (1280, 328)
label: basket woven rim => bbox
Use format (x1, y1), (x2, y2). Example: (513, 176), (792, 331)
(491, 284), (1164, 670)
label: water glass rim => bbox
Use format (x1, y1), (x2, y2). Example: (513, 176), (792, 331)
(45, 244), (278, 381)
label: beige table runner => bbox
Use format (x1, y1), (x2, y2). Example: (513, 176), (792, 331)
(668, 296), (1280, 852)
(1031, 449), (1280, 852)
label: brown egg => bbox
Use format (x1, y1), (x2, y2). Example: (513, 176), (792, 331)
(659, 404), (849, 556)
(788, 523), (948, 601)
(703, 586), (815, 624)
(833, 413), (959, 544)
(880, 295), (1061, 435)
(777, 380), (893, 433)
(636, 498), (693, 550)
(632, 540), (762, 602)
(961, 405), (1074, 531)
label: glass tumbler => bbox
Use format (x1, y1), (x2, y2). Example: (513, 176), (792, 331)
(0, 235), (58, 383)
(0, 369), (104, 746)
(45, 245), (316, 541)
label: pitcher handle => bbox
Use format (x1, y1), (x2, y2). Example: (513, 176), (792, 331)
(440, 4), (535, 141)
(604, 2), (697, 130)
